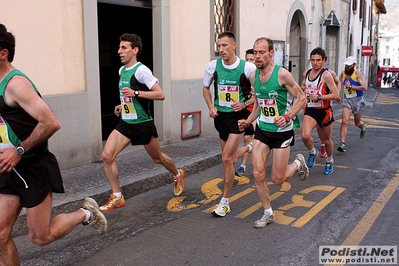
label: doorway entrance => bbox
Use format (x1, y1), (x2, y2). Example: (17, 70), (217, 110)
(97, 2), (153, 140)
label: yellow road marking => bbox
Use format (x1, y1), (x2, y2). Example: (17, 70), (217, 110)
(203, 187), (255, 213)
(234, 182), (291, 218)
(324, 172), (399, 266)
(292, 187), (345, 228)
(340, 173), (399, 246)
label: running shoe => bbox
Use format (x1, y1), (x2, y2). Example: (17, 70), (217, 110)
(173, 168), (186, 196)
(337, 142), (346, 153)
(99, 194), (126, 212)
(360, 125), (366, 139)
(212, 203), (231, 217)
(235, 166), (245, 177)
(295, 154), (309, 181)
(307, 150), (318, 168)
(324, 160), (334, 175)
(82, 198), (108, 234)
(320, 145), (327, 158)
(253, 211), (275, 228)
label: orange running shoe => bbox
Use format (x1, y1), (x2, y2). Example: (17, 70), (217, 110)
(99, 194), (126, 212)
(173, 168), (186, 196)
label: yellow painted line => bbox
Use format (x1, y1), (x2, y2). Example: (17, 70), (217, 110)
(235, 191), (285, 219)
(340, 173), (399, 246)
(291, 187), (346, 228)
(234, 182), (292, 218)
(203, 187), (255, 213)
(324, 173), (399, 266)
(311, 164), (383, 173)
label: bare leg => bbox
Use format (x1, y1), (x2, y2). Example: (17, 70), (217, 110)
(101, 129), (131, 193)
(221, 133), (244, 198)
(270, 147), (297, 185)
(252, 140), (272, 209)
(0, 194), (22, 266)
(339, 107), (352, 143)
(26, 192), (86, 246)
(145, 136), (178, 176)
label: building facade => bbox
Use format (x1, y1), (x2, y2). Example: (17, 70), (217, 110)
(1, 0), (375, 170)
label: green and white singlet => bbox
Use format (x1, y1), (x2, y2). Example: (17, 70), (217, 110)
(254, 65), (299, 132)
(213, 58), (250, 112)
(118, 63), (153, 124)
(0, 69), (47, 156)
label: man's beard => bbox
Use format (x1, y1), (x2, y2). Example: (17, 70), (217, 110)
(344, 67), (355, 75)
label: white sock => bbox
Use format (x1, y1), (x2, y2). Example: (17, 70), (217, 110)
(220, 197), (229, 205)
(321, 143), (325, 147)
(326, 157), (334, 163)
(81, 208), (91, 223)
(113, 192), (122, 199)
(240, 164), (246, 171)
(264, 207), (273, 215)
(309, 147), (316, 154)
(294, 159), (301, 169)
(173, 171), (181, 178)
(247, 143), (252, 153)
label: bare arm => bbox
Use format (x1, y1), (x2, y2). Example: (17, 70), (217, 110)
(121, 82), (165, 100)
(300, 70), (307, 92)
(279, 68), (306, 119)
(330, 70), (342, 92)
(203, 86), (218, 118)
(238, 71), (258, 129)
(353, 70), (367, 91)
(0, 75), (61, 171)
(320, 71), (340, 101)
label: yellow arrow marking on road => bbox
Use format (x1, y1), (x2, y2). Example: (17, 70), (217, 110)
(167, 175), (250, 212)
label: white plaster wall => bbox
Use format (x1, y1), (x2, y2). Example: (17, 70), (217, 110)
(1, 0), (102, 170)
(168, 0), (313, 142)
(0, 0), (86, 95)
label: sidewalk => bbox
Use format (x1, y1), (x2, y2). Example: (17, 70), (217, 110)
(11, 87), (379, 236)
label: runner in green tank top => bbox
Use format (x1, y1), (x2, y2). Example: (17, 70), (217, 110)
(203, 31), (256, 217)
(238, 37), (308, 228)
(0, 23), (107, 264)
(100, 33), (187, 213)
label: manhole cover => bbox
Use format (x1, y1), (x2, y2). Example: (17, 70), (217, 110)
(160, 145), (204, 156)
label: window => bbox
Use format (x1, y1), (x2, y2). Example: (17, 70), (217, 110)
(214, 0), (235, 56)
(383, 58), (390, 66)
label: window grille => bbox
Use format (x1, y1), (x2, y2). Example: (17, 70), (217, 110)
(214, 0), (235, 55)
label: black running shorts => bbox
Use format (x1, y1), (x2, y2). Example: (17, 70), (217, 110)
(0, 150), (64, 208)
(115, 120), (159, 146)
(214, 110), (250, 141)
(304, 106), (334, 128)
(254, 127), (295, 150)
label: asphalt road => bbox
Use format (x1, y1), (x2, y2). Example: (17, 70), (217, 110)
(15, 87), (399, 266)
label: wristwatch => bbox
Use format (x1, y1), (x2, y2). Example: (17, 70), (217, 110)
(317, 94), (322, 100)
(244, 101), (249, 108)
(134, 90), (139, 97)
(16, 145), (25, 155)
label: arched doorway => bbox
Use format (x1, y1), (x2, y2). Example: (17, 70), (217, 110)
(286, 4), (308, 84)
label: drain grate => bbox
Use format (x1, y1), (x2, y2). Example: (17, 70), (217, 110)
(160, 145), (204, 156)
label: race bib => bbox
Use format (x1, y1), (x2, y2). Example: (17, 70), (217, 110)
(306, 89), (322, 108)
(0, 116), (14, 149)
(344, 88), (357, 98)
(258, 98), (278, 123)
(217, 85), (239, 107)
(120, 96), (138, 120)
